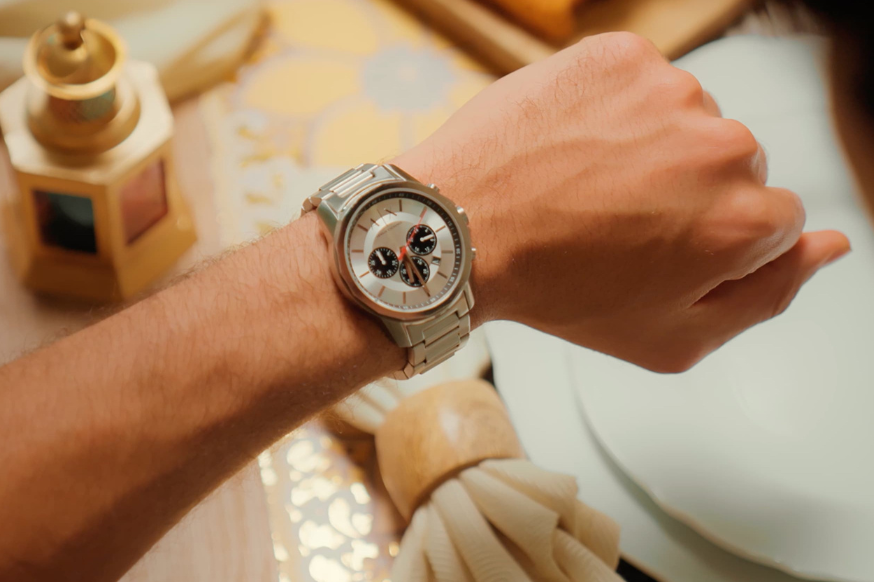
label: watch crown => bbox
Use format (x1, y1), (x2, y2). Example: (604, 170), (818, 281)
(471, 247), (477, 259)
(456, 206), (470, 225)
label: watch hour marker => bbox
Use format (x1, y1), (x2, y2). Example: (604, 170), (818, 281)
(347, 193), (464, 310)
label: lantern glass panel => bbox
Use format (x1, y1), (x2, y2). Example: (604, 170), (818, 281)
(120, 160), (168, 244)
(33, 190), (97, 254)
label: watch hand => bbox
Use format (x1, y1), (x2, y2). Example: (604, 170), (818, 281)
(377, 250), (386, 265)
(399, 220), (424, 263)
(411, 259), (427, 286)
(403, 254), (422, 286)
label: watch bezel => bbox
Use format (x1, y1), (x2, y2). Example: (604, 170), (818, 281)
(329, 180), (473, 322)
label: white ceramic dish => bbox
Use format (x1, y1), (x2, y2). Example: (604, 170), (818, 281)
(487, 321), (808, 582)
(569, 35), (874, 582)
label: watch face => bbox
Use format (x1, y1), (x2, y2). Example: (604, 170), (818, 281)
(345, 190), (465, 313)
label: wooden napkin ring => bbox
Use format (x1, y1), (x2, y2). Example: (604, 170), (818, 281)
(375, 380), (524, 520)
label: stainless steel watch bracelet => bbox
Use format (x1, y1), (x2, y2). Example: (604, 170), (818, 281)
(302, 163), (408, 223)
(389, 285), (472, 379)
(302, 163), (472, 379)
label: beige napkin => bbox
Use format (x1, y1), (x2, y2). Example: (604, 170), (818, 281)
(0, 0), (261, 101)
(338, 379), (624, 582)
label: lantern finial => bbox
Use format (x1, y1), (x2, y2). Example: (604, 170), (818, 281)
(23, 13), (139, 153)
(58, 12), (86, 49)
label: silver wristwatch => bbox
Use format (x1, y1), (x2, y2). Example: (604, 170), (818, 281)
(301, 163), (475, 379)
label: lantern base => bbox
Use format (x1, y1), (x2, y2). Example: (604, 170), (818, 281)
(3, 200), (196, 302)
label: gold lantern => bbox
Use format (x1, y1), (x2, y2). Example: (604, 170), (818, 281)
(0, 12), (196, 302)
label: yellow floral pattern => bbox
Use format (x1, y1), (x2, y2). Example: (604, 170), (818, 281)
(202, 0), (493, 245)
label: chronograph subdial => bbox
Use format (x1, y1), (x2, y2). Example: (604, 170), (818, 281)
(399, 256), (431, 287)
(368, 247), (399, 278)
(346, 190), (465, 311)
(407, 224), (438, 255)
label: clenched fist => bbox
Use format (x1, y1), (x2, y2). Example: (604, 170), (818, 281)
(394, 32), (850, 373)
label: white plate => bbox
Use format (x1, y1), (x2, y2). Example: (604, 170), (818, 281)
(570, 35), (874, 582)
(487, 321), (808, 582)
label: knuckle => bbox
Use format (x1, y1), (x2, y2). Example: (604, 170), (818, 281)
(715, 119), (760, 160)
(735, 188), (803, 240)
(710, 196), (784, 260)
(663, 69), (705, 103)
(773, 187), (806, 225)
(731, 191), (781, 237)
(699, 191), (785, 268)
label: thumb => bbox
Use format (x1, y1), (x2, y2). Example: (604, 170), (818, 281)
(698, 230), (851, 335)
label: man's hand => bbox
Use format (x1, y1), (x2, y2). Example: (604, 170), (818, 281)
(395, 32), (850, 373)
(0, 32), (853, 582)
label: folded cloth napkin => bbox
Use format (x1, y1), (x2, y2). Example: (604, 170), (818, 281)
(337, 379), (624, 582)
(0, 0), (262, 101)
(393, 459), (623, 582)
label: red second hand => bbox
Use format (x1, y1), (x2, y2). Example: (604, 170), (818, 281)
(398, 220), (421, 262)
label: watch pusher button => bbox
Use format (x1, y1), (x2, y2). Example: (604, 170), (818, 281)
(427, 183), (439, 191)
(456, 206), (470, 225)
(302, 195), (321, 213)
(471, 247), (477, 259)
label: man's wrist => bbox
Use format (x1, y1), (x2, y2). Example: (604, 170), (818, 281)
(170, 212), (407, 410)
(390, 151), (505, 328)
(271, 213), (407, 383)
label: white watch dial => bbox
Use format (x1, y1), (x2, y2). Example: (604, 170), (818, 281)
(345, 190), (464, 312)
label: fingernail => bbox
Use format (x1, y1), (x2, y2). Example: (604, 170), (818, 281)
(824, 247), (851, 266)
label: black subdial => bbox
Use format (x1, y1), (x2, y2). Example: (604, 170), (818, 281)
(407, 224), (438, 255)
(368, 248), (399, 278)
(400, 256), (431, 287)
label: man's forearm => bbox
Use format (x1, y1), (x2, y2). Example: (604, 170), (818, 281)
(0, 213), (404, 581)
(0, 30), (854, 582)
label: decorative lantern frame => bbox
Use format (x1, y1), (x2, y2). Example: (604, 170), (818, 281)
(0, 60), (196, 302)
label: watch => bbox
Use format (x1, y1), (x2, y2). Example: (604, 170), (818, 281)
(301, 163), (475, 379)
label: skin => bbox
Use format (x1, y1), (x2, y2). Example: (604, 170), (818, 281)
(0, 33), (851, 581)
(395, 33), (850, 372)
